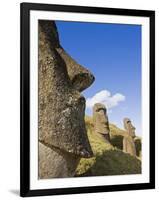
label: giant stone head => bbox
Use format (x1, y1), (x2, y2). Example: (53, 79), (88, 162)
(93, 103), (110, 141)
(38, 20), (95, 178)
(123, 118), (136, 138)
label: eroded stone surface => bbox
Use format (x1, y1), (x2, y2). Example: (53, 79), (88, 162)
(38, 20), (95, 179)
(123, 118), (136, 156)
(93, 103), (110, 142)
(39, 142), (80, 178)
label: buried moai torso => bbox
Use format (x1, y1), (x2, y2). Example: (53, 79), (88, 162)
(123, 118), (136, 156)
(38, 20), (95, 179)
(93, 103), (110, 142)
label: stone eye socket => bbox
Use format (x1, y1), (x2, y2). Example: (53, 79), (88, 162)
(96, 108), (106, 114)
(97, 108), (106, 113)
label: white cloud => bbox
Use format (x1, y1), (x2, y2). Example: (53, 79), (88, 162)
(86, 90), (125, 110)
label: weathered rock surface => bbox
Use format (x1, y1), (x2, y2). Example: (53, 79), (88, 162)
(39, 142), (80, 178)
(123, 118), (136, 156)
(38, 20), (95, 179)
(93, 103), (110, 142)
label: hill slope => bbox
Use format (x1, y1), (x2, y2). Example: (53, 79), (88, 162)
(76, 116), (141, 176)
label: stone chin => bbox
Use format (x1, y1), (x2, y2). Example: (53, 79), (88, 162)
(55, 106), (93, 158)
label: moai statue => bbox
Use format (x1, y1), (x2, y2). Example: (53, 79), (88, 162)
(38, 20), (95, 179)
(93, 103), (110, 142)
(123, 118), (136, 156)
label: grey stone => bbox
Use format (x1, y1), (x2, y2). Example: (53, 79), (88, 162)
(38, 20), (95, 179)
(93, 103), (110, 142)
(38, 142), (80, 178)
(123, 118), (136, 156)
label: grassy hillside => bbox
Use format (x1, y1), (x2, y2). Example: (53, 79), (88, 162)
(75, 116), (141, 176)
(109, 123), (142, 157)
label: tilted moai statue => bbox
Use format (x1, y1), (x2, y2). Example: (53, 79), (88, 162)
(123, 118), (136, 156)
(93, 103), (110, 142)
(38, 20), (95, 179)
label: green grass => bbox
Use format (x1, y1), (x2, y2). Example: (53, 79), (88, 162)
(76, 116), (141, 176)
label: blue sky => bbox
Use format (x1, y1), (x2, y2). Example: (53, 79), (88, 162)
(56, 21), (141, 136)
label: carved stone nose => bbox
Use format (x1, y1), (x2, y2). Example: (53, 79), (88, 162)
(71, 68), (95, 92)
(56, 47), (95, 92)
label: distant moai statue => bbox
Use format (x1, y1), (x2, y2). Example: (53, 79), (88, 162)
(38, 20), (95, 179)
(93, 103), (110, 142)
(123, 118), (136, 156)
